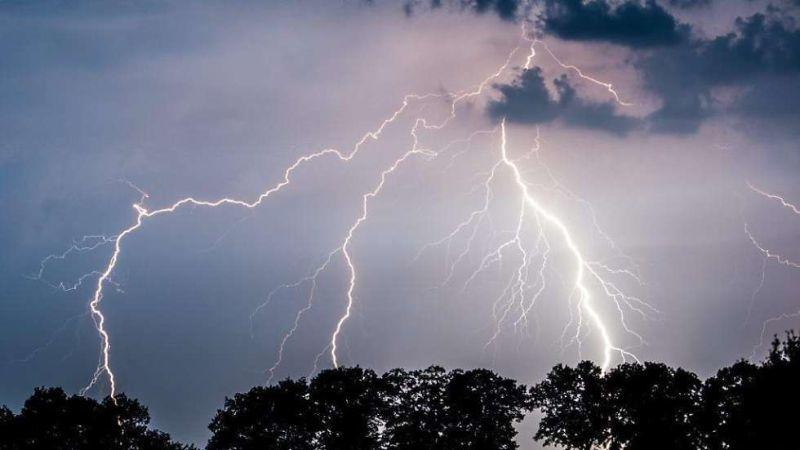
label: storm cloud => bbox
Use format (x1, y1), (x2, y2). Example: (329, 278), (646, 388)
(666, 0), (713, 9)
(487, 68), (640, 135)
(2, 3), (800, 450)
(461, 1), (800, 134)
(403, 0), (522, 21)
(540, 0), (690, 48)
(639, 9), (800, 132)
(408, 0), (799, 134)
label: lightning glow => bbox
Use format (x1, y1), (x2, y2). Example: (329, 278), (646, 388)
(498, 120), (639, 370)
(743, 182), (800, 359)
(744, 224), (800, 269)
(522, 26), (633, 107)
(748, 182), (800, 216)
(35, 21), (649, 397)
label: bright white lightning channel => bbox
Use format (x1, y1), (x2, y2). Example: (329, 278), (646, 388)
(744, 182), (800, 359)
(36, 24), (648, 397)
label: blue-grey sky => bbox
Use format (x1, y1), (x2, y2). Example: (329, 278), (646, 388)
(1, 1), (799, 447)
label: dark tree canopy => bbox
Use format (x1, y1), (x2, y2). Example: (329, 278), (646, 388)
(309, 367), (385, 450)
(0, 387), (192, 450)
(701, 331), (800, 450)
(442, 368), (529, 449)
(699, 360), (761, 450)
(531, 331), (800, 450)
(207, 379), (318, 450)
(207, 365), (529, 450)
(530, 361), (609, 450)
(603, 363), (702, 450)
(2, 331), (797, 450)
(380, 366), (450, 449)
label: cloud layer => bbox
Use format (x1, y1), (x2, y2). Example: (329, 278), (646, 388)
(426, 0), (800, 135)
(488, 68), (639, 135)
(541, 0), (690, 48)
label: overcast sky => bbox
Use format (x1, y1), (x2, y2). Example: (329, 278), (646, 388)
(1, 0), (799, 447)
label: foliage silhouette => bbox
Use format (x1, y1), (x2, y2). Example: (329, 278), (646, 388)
(207, 378), (317, 450)
(0, 387), (192, 450)
(207, 365), (529, 450)
(441, 368), (529, 449)
(701, 331), (800, 450)
(603, 363), (702, 450)
(1, 331), (797, 449)
(531, 331), (800, 450)
(380, 366), (450, 449)
(308, 367), (385, 450)
(529, 361), (608, 450)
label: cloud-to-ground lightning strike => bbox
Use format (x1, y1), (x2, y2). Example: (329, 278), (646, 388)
(331, 120), (434, 368)
(75, 93), (430, 396)
(744, 182), (800, 359)
(462, 121), (644, 370)
(36, 21), (650, 397)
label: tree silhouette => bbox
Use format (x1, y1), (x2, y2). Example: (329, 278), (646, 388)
(380, 366), (529, 449)
(207, 365), (529, 449)
(207, 379), (317, 450)
(4, 333), (797, 450)
(531, 362), (703, 450)
(529, 361), (608, 450)
(0, 406), (14, 446)
(752, 331), (800, 449)
(380, 366), (450, 449)
(0, 387), (192, 450)
(701, 331), (800, 449)
(308, 367), (384, 450)
(208, 367), (385, 450)
(699, 359), (760, 449)
(531, 331), (800, 450)
(441, 368), (529, 449)
(603, 363), (702, 450)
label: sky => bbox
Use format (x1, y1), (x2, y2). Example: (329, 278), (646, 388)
(1, 0), (799, 447)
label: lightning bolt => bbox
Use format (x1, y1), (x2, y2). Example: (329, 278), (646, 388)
(535, 41), (633, 107)
(743, 182), (800, 359)
(750, 309), (800, 361)
(259, 250), (338, 384)
(744, 224), (800, 269)
(6, 311), (89, 366)
(498, 121), (640, 370)
(331, 120), (434, 368)
(520, 22), (632, 108)
(38, 21), (649, 396)
(29, 235), (116, 292)
(747, 182), (800, 215)
(744, 182), (800, 269)
(262, 30), (542, 375)
(75, 95), (428, 397)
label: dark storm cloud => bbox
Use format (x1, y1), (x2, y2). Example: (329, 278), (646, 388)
(540, 0), (690, 48)
(531, 1), (800, 133)
(488, 69), (559, 123)
(553, 77), (641, 134)
(400, 0), (799, 135)
(487, 68), (639, 135)
(403, 0), (521, 21)
(463, 1), (799, 134)
(733, 76), (800, 121)
(638, 10), (800, 133)
(665, 0), (712, 9)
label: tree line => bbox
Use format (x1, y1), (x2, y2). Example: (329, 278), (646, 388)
(1, 331), (797, 449)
